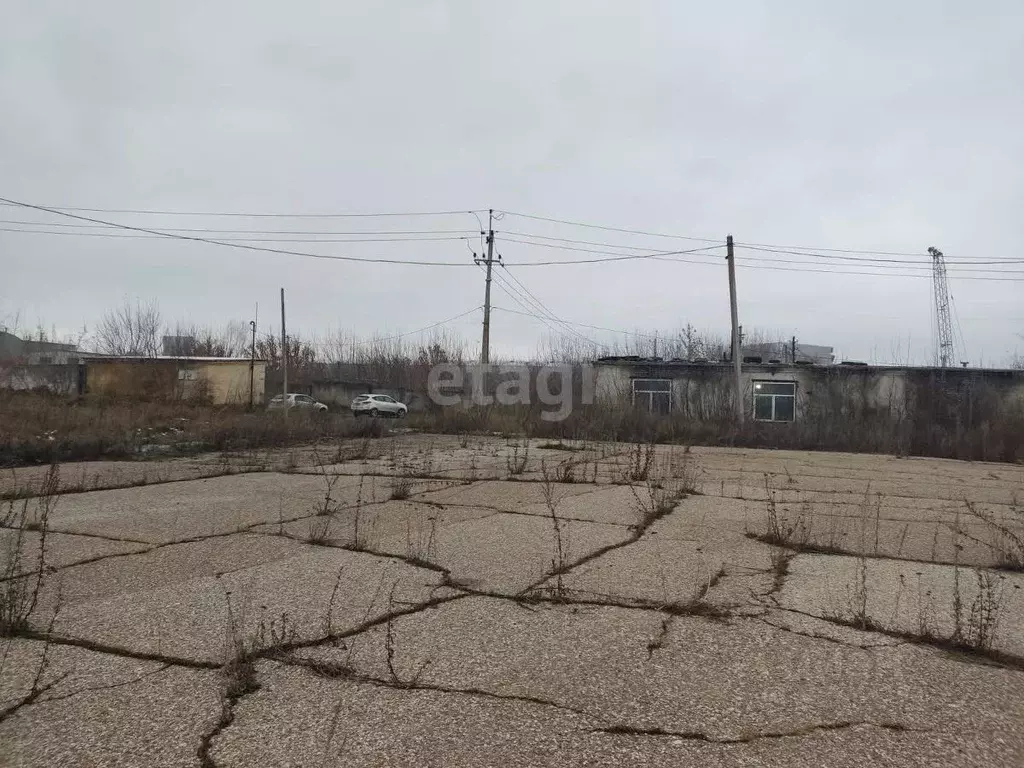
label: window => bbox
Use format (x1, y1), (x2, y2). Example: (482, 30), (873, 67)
(177, 368), (198, 381)
(631, 378), (672, 413)
(753, 381), (796, 422)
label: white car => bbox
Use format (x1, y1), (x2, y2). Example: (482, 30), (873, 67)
(267, 393), (328, 412)
(350, 393), (408, 418)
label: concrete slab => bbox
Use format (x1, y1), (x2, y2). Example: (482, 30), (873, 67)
(41, 472), (379, 544)
(288, 595), (1024, 766)
(779, 553), (1024, 658)
(0, 458), (264, 498)
(0, 639), (220, 768)
(251, 499), (496, 552)
(373, 511), (630, 593)
(0, 529), (149, 577)
(34, 532), (309, 607)
(49, 544), (453, 663)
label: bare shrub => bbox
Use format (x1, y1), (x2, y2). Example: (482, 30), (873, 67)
(506, 439), (529, 476)
(390, 476), (413, 501)
(540, 463), (570, 596)
(755, 473), (809, 549)
(1, 465), (59, 636)
(405, 516), (438, 568)
(622, 441), (656, 483)
(954, 498), (1024, 571)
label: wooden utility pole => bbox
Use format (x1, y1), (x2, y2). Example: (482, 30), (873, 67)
(477, 209), (496, 364)
(727, 235), (743, 423)
(280, 288), (288, 402)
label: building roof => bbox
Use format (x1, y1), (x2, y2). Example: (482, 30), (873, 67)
(593, 356), (1023, 376)
(86, 355), (267, 363)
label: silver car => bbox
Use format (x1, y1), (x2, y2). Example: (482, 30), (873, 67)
(350, 393), (408, 418)
(266, 393), (328, 412)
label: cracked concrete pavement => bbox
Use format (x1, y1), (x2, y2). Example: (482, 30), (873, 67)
(1, 435), (1022, 766)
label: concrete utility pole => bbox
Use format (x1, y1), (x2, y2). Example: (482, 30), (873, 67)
(248, 303), (257, 410)
(280, 288), (288, 401)
(476, 209), (498, 364)
(727, 235), (743, 423)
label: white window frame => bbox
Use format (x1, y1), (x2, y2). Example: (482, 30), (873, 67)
(752, 380), (796, 423)
(631, 378), (672, 413)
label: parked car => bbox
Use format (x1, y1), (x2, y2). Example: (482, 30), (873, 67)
(266, 393), (329, 412)
(350, 393), (408, 418)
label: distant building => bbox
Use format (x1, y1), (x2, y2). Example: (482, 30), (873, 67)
(594, 356), (1024, 423)
(0, 330), (81, 365)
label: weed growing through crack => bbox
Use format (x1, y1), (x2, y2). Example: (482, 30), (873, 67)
(1, 464), (59, 636)
(622, 441), (656, 483)
(506, 439), (530, 477)
(405, 516), (438, 569)
(753, 473), (809, 550)
(954, 498), (1024, 571)
(390, 475), (413, 501)
(540, 462), (570, 597)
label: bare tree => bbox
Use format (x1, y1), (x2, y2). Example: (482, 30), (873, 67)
(95, 299), (162, 356)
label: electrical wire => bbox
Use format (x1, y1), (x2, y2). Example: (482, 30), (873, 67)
(492, 305), (662, 341)
(0, 219), (481, 236)
(0, 227), (478, 245)
(490, 267), (600, 347)
(340, 305), (483, 347)
(503, 240), (726, 265)
(0, 201), (485, 219)
(668, 255), (1024, 281)
(482, 267), (566, 340)
(0, 196), (483, 267)
(735, 243), (1024, 267)
(497, 210), (721, 243)
(498, 208), (1013, 260)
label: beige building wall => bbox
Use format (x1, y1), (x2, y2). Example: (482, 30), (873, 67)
(195, 361), (267, 405)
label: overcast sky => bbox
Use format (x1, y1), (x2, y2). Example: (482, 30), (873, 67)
(2, 1), (1022, 364)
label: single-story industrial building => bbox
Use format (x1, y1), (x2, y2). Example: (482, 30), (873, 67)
(85, 356), (267, 405)
(594, 356), (1024, 424)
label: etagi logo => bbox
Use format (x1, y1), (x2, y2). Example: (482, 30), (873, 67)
(427, 364), (595, 422)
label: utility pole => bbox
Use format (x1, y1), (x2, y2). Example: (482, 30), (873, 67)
(248, 303), (257, 410)
(280, 288), (288, 402)
(727, 235), (743, 423)
(475, 209), (499, 364)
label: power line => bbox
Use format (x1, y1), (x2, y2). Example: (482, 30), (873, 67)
(0, 226), (478, 245)
(497, 210), (720, 243)
(735, 243), (1024, 267)
(492, 267), (600, 347)
(0, 219), (481, 236)
(499, 208), (1005, 260)
(497, 229), (687, 252)
(658, 253), (1024, 281)
(483, 269), (567, 341)
(502, 239), (726, 265)
(492, 305), (662, 341)
(0, 196), (481, 267)
(341, 306), (483, 347)
(0, 201), (485, 219)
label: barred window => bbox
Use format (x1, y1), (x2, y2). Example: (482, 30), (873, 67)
(632, 378), (672, 414)
(753, 381), (796, 422)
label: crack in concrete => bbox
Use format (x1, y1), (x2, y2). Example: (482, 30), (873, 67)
(34, 662), (175, 706)
(281, 654), (593, 719)
(20, 630), (221, 670)
(592, 719), (927, 743)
